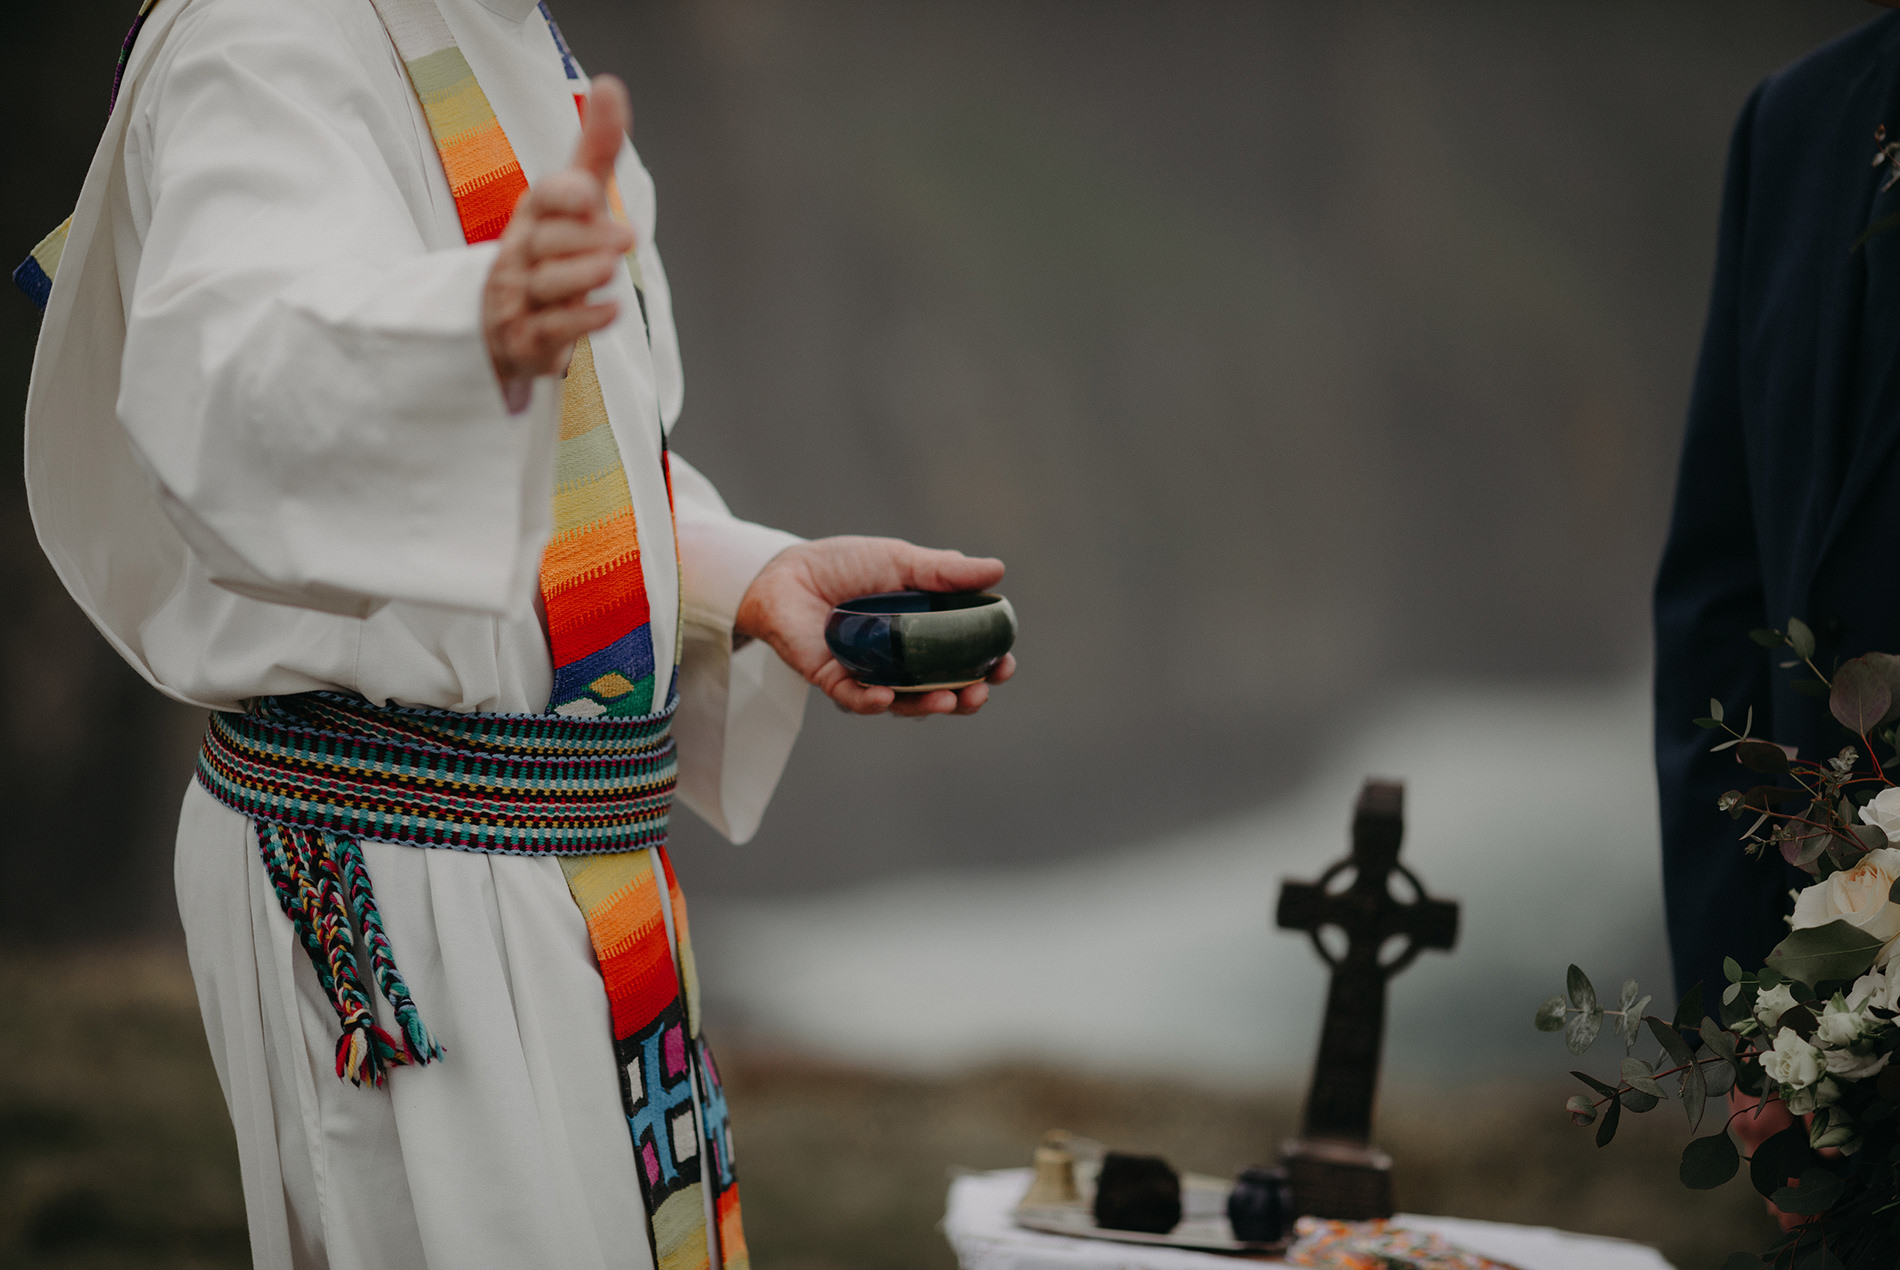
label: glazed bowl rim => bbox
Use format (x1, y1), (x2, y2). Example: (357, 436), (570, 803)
(830, 590), (1010, 617)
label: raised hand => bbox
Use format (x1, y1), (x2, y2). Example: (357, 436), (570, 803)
(484, 75), (636, 404)
(735, 537), (1016, 718)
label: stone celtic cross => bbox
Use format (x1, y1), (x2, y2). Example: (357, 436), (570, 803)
(1275, 779), (1459, 1217)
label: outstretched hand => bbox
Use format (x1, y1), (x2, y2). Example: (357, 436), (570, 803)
(736, 537), (1016, 717)
(484, 75), (635, 404)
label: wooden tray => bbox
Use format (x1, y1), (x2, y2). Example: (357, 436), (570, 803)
(1013, 1170), (1290, 1257)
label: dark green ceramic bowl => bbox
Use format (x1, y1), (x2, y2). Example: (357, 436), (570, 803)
(824, 591), (1017, 691)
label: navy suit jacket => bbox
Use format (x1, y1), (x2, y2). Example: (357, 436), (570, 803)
(1659, 13), (1900, 1003)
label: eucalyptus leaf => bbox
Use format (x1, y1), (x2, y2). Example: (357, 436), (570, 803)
(1735, 740), (1792, 774)
(1618, 979), (1640, 1015)
(1770, 1167), (1846, 1216)
(1648, 1016), (1693, 1068)
(1765, 920), (1885, 988)
(1788, 617), (1816, 661)
(1830, 656), (1891, 735)
(1710, 697), (1727, 722)
(1699, 1019), (1741, 1070)
(1566, 965), (1597, 1013)
(1679, 1131), (1739, 1189)
(1620, 1057), (1664, 1097)
(1865, 651), (1900, 726)
(1674, 984), (1706, 1030)
(1572, 1069), (1618, 1098)
(1702, 1058), (1737, 1097)
(1595, 1093), (1621, 1147)
(1723, 959), (1744, 983)
(1749, 1125), (1813, 1200)
(1749, 629), (1784, 649)
(1565, 1005), (1603, 1055)
(1565, 1094), (1598, 1125)
(1533, 995), (1566, 1033)
(1620, 998), (1651, 1047)
(1619, 1087), (1660, 1113)
(1681, 1059), (1708, 1130)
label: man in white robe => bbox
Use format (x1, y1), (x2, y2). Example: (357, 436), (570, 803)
(23, 0), (1014, 1266)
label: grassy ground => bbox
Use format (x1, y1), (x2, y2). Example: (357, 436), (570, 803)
(0, 944), (1775, 1269)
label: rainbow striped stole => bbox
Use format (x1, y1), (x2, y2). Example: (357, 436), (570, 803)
(366, 3), (744, 1267)
(14, 0), (160, 311)
(364, 0), (662, 722)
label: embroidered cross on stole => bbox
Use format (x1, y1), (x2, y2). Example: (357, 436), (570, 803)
(365, 1), (745, 1265)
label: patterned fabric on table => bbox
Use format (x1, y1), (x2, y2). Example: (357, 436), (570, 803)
(1287, 1218), (1512, 1270)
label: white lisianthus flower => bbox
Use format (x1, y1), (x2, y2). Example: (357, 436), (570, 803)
(1851, 963), (1900, 1013)
(1861, 787), (1900, 843)
(1791, 847), (1900, 965)
(1755, 983), (1799, 1028)
(1823, 1047), (1890, 1081)
(1786, 1077), (1842, 1115)
(1761, 1029), (1824, 1089)
(1816, 996), (1868, 1047)
(1810, 1108), (1860, 1153)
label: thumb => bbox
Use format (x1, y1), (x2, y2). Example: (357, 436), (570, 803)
(572, 74), (631, 185)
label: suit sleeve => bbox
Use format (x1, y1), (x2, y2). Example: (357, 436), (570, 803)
(1654, 83), (1791, 1004)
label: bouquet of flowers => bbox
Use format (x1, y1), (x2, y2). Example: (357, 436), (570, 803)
(1537, 621), (1900, 1267)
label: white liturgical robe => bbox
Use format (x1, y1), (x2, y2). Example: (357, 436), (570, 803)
(23, 0), (810, 1265)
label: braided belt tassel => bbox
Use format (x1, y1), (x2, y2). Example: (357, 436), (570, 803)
(257, 823), (443, 1086)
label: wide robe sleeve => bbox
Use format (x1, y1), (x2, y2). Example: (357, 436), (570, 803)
(668, 454), (809, 844)
(116, 1), (555, 619)
(1654, 84), (1790, 1004)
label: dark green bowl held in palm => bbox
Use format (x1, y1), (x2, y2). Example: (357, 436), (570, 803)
(823, 592), (1018, 691)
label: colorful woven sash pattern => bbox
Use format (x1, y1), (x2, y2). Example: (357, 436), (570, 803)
(200, 691), (678, 855)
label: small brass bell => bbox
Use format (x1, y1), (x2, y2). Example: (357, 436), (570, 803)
(1018, 1130), (1081, 1208)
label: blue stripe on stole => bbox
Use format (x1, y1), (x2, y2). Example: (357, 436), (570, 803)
(549, 624), (657, 706)
(14, 256), (51, 312)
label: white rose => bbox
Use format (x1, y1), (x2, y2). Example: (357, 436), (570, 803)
(1861, 787), (1900, 843)
(1824, 1047), (1891, 1081)
(1816, 998), (1867, 1047)
(1761, 1029), (1824, 1089)
(1791, 848), (1900, 964)
(1755, 983), (1799, 1027)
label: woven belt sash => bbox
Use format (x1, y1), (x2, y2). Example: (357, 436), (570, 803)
(196, 690), (677, 1085)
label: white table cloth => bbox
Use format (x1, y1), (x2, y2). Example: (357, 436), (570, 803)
(942, 1170), (1675, 1270)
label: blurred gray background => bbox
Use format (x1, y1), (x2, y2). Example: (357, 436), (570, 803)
(0, 0), (1873, 929)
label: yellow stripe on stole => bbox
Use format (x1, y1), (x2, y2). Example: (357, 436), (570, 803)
(559, 337), (615, 440)
(551, 472), (635, 538)
(560, 852), (663, 953)
(652, 1187), (712, 1270)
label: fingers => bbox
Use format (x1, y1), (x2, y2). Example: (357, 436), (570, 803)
(899, 546), (1005, 595)
(986, 653), (1016, 685)
(528, 215), (634, 262)
(814, 661), (897, 715)
(573, 75), (631, 184)
(526, 253), (622, 307)
(494, 302), (619, 378)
